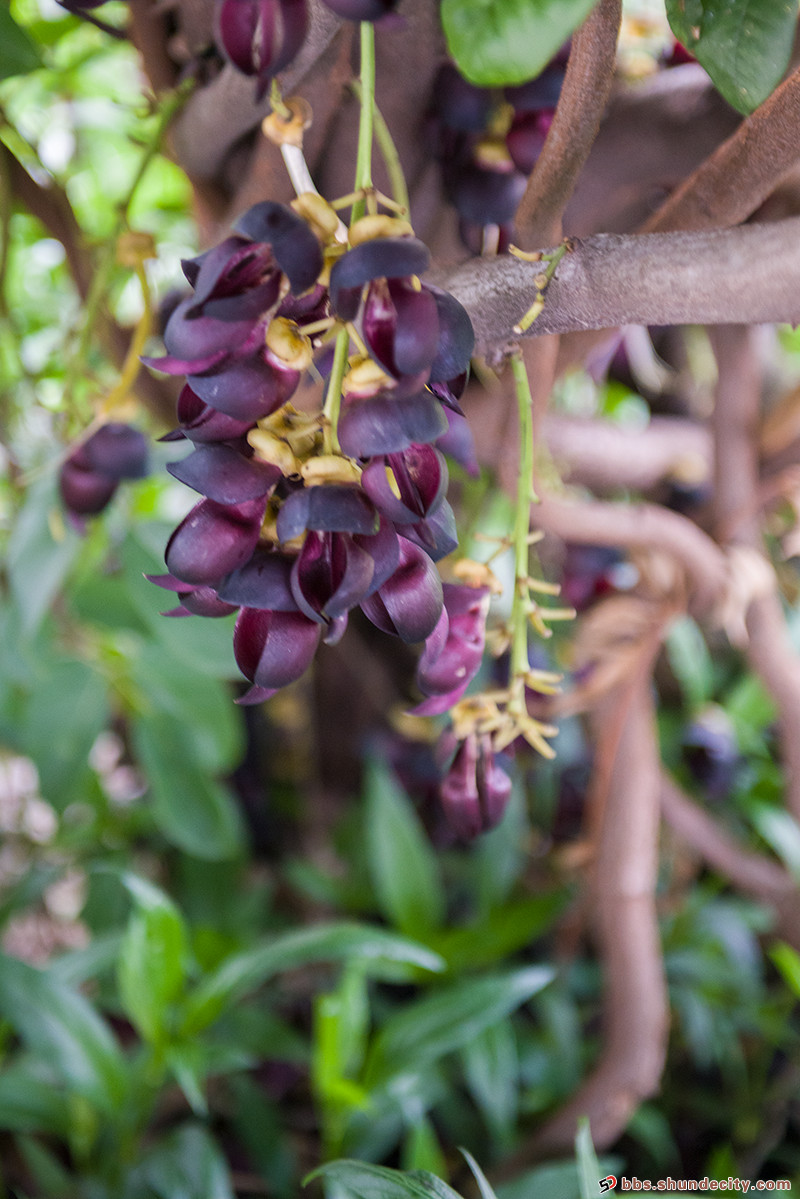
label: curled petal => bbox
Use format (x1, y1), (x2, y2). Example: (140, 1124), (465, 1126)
(217, 546), (297, 610)
(168, 444), (280, 503)
(329, 238), (430, 320)
(338, 389), (448, 458)
(397, 500), (458, 561)
(425, 285), (475, 383)
(361, 445), (447, 525)
(360, 536), (443, 643)
(237, 683), (280, 705)
(354, 515), (399, 596)
(173, 385), (257, 443)
(146, 573), (239, 618)
(165, 496), (267, 585)
(363, 278), (439, 379)
(187, 237), (281, 321)
(233, 606), (321, 689)
(234, 202), (323, 295)
(163, 297), (256, 362)
(416, 583), (489, 698)
(440, 735), (482, 841)
(290, 531), (374, 622)
(59, 458), (117, 516)
(216, 0), (308, 95)
(188, 352), (293, 422)
(142, 347), (229, 377)
(436, 407), (479, 477)
(476, 735), (512, 829)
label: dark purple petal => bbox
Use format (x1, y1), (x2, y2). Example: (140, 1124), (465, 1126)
(276, 485), (378, 542)
(290, 531), (374, 621)
(174, 385), (257, 443)
(217, 546), (297, 609)
(234, 202), (323, 295)
(59, 458), (118, 516)
(187, 352), (291, 422)
(329, 238), (430, 320)
(436, 407), (479, 476)
(425, 285), (475, 382)
(476, 735), (512, 829)
(233, 606), (321, 689)
(416, 583), (488, 699)
(354, 516), (400, 596)
(188, 237), (281, 321)
(323, 612), (349, 645)
(432, 64), (493, 132)
(440, 736), (482, 840)
(81, 424), (149, 480)
(237, 683), (280, 705)
(180, 589), (240, 618)
(320, 0), (396, 17)
(362, 278), (440, 379)
(506, 110), (553, 175)
(167, 444), (281, 503)
(165, 497), (267, 585)
(142, 348), (229, 377)
(505, 66), (565, 111)
(364, 445), (448, 526)
(360, 536), (443, 642)
(446, 162), (527, 226)
(163, 298), (254, 361)
(396, 500), (458, 562)
(338, 390), (448, 457)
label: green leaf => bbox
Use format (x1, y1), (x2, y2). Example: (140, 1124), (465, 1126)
(0, 1059), (71, 1135)
(429, 893), (566, 974)
(401, 1118), (447, 1178)
(665, 0), (799, 114)
(0, 953), (126, 1114)
(441, 0), (598, 86)
(7, 477), (80, 638)
(459, 1150), (498, 1199)
(132, 710), (244, 860)
(0, 7), (43, 79)
(139, 1124), (235, 1199)
(575, 1117), (603, 1199)
(117, 876), (189, 1044)
(365, 759), (444, 938)
(665, 617), (712, 711)
(749, 803), (800, 882)
(769, 941), (800, 998)
(365, 966), (554, 1088)
(182, 923), (445, 1035)
(307, 1160), (463, 1199)
(461, 1022), (518, 1142)
(496, 1157), (622, 1199)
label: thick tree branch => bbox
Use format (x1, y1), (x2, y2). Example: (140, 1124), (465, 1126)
(514, 0), (622, 247)
(535, 493), (728, 615)
(446, 217), (800, 354)
(643, 63), (800, 234)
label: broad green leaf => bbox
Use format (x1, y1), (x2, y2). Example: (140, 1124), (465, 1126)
(7, 477), (80, 638)
(139, 1124), (235, 1199)
(365, 759), (444, 938)
(496, 1157), (622, 1199)
(401, 1118), (447, 1178)
(132, 710), (244, 860)
(665, 617), (712, 711)
(182, 923), (444, 1035)
(461, 1022), (518, 1142)
(749, 803), (800, 882)
(0, 7), (42, 79)
(429, 893), (566, 973)
(0, 1059), (71, 1135)
(365, 967), (554, 1088)
(307, 1160), (463, 1199)
(0, 953), (126, 1114)
(117, 879), (188, 1044)
(666, 0), (799, 114)
(441, 0), (598, 86)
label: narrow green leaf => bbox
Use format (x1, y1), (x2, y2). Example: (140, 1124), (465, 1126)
(0, 953), (126, 1114)
(365, 759), (444, 938)
(429, 893), (566, 973)
(666, 0), (799, 114)
(307, 1160), (462, 1199)
(132, 711), (244, 860)
(402, 1118), (447, 1178)
(117, 889), (188, 1044)
(182, 923), (444, 1035)
(769, 941), (800, 999)
(0, 8), (42, 81)
(365, 967), (553, 1088)
(7, 477), (80, 637)
(461, 1022), (518, 1142)
(665, 617), (712, 711)
(0, 1059), (71, 1135)
(459, 1150), (498, 1199)
(140, 1124), (235, 1199)
(575, 1117), (602, 1199)
(442, 0), (598, 86)
(750, 803), (800, 883)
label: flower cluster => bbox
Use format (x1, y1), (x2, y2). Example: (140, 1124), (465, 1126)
(214, 0), (399, 99)
(59, 423), (149, 527)
(144, 195), (482, 710)
(428, 57), (566, 253)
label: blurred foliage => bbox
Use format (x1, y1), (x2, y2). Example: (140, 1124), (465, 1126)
(1, 2), (800, 1198)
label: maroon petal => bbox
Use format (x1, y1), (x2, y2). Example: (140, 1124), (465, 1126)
(233, 607), (321, 689)
(354, 516), (399, 596)
(446, 162), (527, 227)
(188, 237), (281, 321)
(476, 736), (512, 830)
(167, 444), (280, 503)
(329, 238), (430, 320)
(165, 497), (267, 584)
(397, 501), (458, 562)
(338, 390), (448, 458)
(290, 531), (374, 622)
(142, 348), (229, 377)
(82, 424), (149, 479)
(59, 459), (118, 516)
(163, 297), (255, 362)
(362, 278), (439, 379)
(436, 408), (479, 477)
(425, 285), (475, 383)
(360, 536), (443, 643)
(416, 583), (488, 698)
(276, 485), (378, 542)
(175, 385), (257, 443)
(361, 445), (447, 525)
(234, 202), (323, 295)
(440, 735), (483, 841)
(236, 683), (281, 705)
(187, 353), (290, 422)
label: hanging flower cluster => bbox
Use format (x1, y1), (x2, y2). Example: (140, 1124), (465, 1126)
(143, 196), (485, 715)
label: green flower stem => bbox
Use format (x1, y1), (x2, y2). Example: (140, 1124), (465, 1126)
(350, 80), (410, 215)
(351, 21), (376, 225)
(323, 326), (351, 454)
(509, 351), (538, 683)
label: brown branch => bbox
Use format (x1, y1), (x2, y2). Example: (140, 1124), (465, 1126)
(710, 326), (800, 822)
(642, 63), (800, 234)
(535, 492), (728, 615)
(446, 217), (800, 354)
(514, 0), (622, 248)
(660, 774), (800, 951)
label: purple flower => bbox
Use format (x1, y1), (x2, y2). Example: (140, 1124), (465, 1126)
(440, 733), (512, 840)
(360, 536), (443, 643)
(361, 444), (448, 526)
(165, 496), (268, 585)
(59, 423), (149, 521)
(320, 0), (398, 19)
(290, 530), (375, 622)
(215, 0), (308, 98)
(233, 606), (321, 702)
(411, 583), (489, 715)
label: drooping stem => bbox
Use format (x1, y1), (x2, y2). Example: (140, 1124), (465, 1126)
(351, 22), (376, 224)
(509, 351), (538, 683)
(322, 327), (351, 455)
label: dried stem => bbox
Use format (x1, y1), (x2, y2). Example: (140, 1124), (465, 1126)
(514, 0), (622, 248)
